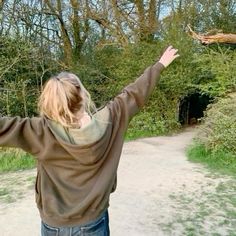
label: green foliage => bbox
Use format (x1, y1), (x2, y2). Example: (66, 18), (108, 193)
(0, 1), (235, 173)
(126, 109), (180, 140)
(0, 36), (59, 117)
(192, 47), (236, 97)
(74, 40), (236, 139)
(197, 93), (236, 154)
(0, 148), (36, 173)
(187, 143), (236, 176)
(187, 93), (236, 176)
(84, 42), (182, 134)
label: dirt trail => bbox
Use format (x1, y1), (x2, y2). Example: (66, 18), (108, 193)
(0, 127), (235, 236)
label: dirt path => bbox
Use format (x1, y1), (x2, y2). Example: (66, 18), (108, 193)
(0, 127), (235, 236)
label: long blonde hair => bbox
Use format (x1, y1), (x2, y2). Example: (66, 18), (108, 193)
(38, 72), (96, 128)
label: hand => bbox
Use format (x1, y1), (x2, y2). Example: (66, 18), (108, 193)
(158, 46), (179, 68)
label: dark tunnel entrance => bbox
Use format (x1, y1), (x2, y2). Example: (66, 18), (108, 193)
(178, 92), (212, 125)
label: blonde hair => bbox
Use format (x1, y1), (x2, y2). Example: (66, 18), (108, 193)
(38, 72), (96, 128)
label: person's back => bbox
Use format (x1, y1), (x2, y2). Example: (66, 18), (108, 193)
(0, 46), (179, 236)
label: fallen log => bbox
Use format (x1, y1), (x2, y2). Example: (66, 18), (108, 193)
(187, 25), (236, 45)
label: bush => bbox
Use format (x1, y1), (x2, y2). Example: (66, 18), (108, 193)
(0, 36), (59, 117)
(197, 93), (236, 155)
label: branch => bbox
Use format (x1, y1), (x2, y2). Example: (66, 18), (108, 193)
(187, 25), (236, 45)
(0, 55), (21, 80)
(19, 17), (61, 45)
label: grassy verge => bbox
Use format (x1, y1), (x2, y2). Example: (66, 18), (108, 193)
(187, 143), (236, 177)
(0, 148), (36, 173)
(125, 122), (180, 141)
(125, 129), (158, 141)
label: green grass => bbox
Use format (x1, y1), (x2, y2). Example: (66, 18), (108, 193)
(187, 143), (236, 177)
(125, 123), (180, 141)
(125, 129), (158, 141)
(0, 188), (9, 196)
(0, 149), (36, 173)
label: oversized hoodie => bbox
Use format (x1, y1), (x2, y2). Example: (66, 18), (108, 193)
(0, 62), (164, 227)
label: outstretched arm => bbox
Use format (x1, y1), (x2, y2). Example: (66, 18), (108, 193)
(0, 116), (45, 155)
(108, 46), (179, 125)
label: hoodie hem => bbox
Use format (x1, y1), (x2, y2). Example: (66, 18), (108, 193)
(40, 207), (109, 228)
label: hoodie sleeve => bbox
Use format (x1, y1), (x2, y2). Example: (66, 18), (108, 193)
(0, 116), (45, 155)
(107, 62), (165, 126)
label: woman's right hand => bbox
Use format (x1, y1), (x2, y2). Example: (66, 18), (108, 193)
(158, 46), (179, 68)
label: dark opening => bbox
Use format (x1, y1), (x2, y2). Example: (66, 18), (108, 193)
(178, 92), (212, 125)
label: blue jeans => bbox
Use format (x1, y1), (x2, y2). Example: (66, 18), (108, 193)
(41, 210), (110, 236)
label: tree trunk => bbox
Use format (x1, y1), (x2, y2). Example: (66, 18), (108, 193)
(188, 25), (236, 44)
(135, 0), (146, 41)
(45, 0), (73, 66)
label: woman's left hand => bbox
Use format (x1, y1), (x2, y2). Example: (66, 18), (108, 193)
(158, 46), (179, 68)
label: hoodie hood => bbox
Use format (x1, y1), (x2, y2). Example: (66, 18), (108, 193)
(46, 106), (112, 164)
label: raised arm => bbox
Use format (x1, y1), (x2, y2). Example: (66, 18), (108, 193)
(108, 46), (179, 125)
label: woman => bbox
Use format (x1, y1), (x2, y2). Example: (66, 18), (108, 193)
(0, 46), (179, 235)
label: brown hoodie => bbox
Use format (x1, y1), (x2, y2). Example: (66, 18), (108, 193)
(0, 62), (164, 227)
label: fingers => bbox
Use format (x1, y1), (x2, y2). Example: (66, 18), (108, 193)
(170, 47), (179, 58)
(164, 46), (179, 57)
(168, 46), (178, 54)
(174, 53), (180, 59)
(166, 45), (175, 51)
(158, 45), (179, 67)
(167, 45), (174, 50)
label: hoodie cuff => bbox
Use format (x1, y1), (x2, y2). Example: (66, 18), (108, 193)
(153, 61), (165, 72)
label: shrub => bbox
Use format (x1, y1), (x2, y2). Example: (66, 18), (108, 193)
(197, 93), (236, 155)
(0, 36), (59, 117)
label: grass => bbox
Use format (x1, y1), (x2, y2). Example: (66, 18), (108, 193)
(162, 179), (236, 235)
(0, 148), (36, 173)
(187, 143), (236, 177)
(0, 187), (14, 204)
(125, 123), (180, 141)
(0, 188), (9, 196)
(125, 129), (157, 141)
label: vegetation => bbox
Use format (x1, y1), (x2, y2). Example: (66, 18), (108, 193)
(187, 143), (236, 176)
(0, 1), (235, 172)
(198, 93), (236, 153)
(187, 94), (236, 176)
(0, 148), (35, 173)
